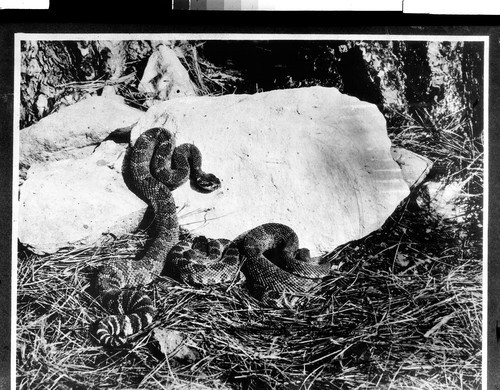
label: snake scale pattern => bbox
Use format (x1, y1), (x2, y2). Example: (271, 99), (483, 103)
(94, 127), (331, 347)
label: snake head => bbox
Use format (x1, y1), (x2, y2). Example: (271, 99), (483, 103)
(193, 173), (221, 193)
(294, 248), (311, 262)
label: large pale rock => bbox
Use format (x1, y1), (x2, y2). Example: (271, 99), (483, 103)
(20, 95), (144, 170)
(130, 86), (413, 255)
(19, 87), (429, 256)
(18, 141), (146, 254)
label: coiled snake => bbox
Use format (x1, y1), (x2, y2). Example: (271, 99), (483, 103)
(94, 127), (331, 347)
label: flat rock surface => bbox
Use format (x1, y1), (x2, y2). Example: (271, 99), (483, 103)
(18, 141), (146, 254)
(131, 86), (413, 255)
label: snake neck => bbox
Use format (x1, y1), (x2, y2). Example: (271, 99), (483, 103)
(138, 182), (180, 275)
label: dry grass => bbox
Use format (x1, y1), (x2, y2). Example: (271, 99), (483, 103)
(16, 190), (482, 389)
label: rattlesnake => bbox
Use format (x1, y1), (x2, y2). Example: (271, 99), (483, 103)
(94, 127), (331, 347)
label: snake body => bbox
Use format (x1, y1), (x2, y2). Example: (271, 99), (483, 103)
(233, 223), (330, 306)
(94, 127), (330, 347)
(95, 127), (221, 346)
(168, 237), (240, 285)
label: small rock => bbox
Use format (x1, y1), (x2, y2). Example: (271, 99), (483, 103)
(20, 95), (144, 172)
(395, 253), (410, 267)
(391, 146), (433, 189)
(417, 179), (469, 222)
(153, 328), (200, 362)
(139, 44), (196, 106)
